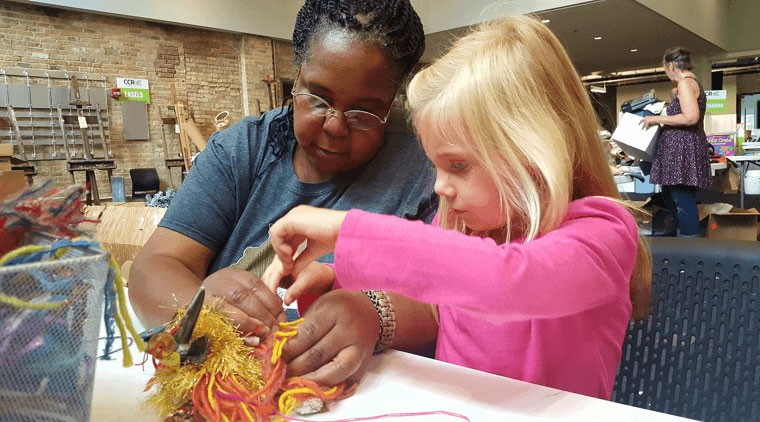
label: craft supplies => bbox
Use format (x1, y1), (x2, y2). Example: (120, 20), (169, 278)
(0, 180), (145, 421)
(144, 305), (354, 422)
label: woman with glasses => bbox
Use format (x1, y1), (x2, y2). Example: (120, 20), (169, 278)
(130, 0), (437, 343)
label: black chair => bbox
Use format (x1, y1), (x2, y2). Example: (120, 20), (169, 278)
(612, 237), (760, 421)
(129, 168), (160, 198)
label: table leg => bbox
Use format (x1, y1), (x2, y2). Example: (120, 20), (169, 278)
(86, 170), (101, 205)
(739, 162), (747, 209)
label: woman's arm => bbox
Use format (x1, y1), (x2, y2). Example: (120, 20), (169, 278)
(642, 78), (701, 127)
(130, 228), (283, 337)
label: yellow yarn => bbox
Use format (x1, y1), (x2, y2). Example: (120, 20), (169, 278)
(0, 239), (145, 368)
(147, 307), (266, 417)
(109, 256), (146, 366)
(0, 292), (66, 310)
(0, 244), (48, 265)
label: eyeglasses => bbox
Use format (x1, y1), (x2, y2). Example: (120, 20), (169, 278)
(290, 88), (391, 131)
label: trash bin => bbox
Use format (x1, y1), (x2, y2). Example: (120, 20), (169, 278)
(744, 169), (760, 194)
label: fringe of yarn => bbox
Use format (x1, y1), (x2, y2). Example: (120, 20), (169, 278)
(146, 309), (354, 422)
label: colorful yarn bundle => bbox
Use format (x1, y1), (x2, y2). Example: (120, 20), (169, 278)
(145, 307), (354, 422)
(0, 179), (144, 363)
(0, 180), (92, 257)
(0, 181), (143, 419)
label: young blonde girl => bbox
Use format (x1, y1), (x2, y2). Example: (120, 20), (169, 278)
(264, 15), (651, 399)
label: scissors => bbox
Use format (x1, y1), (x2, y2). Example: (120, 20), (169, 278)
(141, 287), (208, 366)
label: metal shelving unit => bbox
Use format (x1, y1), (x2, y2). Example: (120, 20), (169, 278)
(0, 68), (112, 162)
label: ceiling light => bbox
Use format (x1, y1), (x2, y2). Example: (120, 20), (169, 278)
(630, 49), (638, 52)
(590, 84), (607, 94)
(541, 19), (550, 23)
(594, 36), (602, 40)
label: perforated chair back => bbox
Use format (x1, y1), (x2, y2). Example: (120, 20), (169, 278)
(612, 237), (760, 421)
(129, 168), (160, 197)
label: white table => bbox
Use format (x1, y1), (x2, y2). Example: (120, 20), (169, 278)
(91, 316), (695, 421)
(726, 154), (760, 208)
(711, 161), (727, 176)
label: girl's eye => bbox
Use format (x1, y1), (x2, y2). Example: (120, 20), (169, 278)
(451, 161), (468, 172)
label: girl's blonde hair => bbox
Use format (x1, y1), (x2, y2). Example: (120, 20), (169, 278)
(407, 15), (651, 319)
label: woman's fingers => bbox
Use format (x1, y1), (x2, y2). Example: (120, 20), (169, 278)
(295, 346), (366, 387)
(202, 268), (285, 336)
(280, 290), (378, 385)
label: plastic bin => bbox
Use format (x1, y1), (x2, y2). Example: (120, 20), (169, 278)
(744, 169), (760, 194)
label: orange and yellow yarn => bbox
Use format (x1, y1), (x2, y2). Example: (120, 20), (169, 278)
(146, 307), (353, 422)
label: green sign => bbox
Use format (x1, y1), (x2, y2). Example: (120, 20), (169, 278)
(116, 77), (151, 103)
(705, 90), (727, 114)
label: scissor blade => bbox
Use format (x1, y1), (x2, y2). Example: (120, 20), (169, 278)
(174, 287), (205, 351)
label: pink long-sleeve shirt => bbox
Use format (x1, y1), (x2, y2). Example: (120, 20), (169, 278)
(333, 196), (638, 399)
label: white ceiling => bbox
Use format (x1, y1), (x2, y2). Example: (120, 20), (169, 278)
(14, 0), (760, 80)
(422, 0), (758, 78)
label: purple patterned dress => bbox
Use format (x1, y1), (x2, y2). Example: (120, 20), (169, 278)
(649, 79), (712, 189)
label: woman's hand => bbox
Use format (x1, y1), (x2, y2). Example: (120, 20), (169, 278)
(281, 289), (379, 386)
(201, 267), (286, 345)
(639, 115), (659, 129)
(268, 205), (348, 279)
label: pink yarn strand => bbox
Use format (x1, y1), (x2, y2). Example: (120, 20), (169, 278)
(276, 410), (471, 421)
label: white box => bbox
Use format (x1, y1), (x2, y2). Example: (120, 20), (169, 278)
(611, 112), (661, 161)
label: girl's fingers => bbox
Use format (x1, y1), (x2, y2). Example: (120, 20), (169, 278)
(283, 263), (334, 305)
(290, 245), (326, 280)
(261, 258), (285, 292)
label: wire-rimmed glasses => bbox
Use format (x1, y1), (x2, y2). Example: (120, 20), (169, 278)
(290, 88), (391, 131)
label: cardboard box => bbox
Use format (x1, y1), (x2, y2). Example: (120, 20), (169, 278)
(81, 204), (166, 266)
(699, 203), (759, 241)
(612, 112), (661, 161)
(0, 157), (10, 171)
(711, 165), (740, 194)
(0, 170), (27, 200)
(707, 134), (734, 156)
(0, 143), (13, 157)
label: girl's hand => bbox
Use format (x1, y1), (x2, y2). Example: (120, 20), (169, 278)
(262, 260), (335, 305)
(268, 205), (348, 278)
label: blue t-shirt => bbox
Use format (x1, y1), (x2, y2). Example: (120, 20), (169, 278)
(160, 106), (437, 275)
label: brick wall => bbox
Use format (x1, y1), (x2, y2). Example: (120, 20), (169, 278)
(0, 3), (294, 197)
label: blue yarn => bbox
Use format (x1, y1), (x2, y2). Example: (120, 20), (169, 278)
(100, 265), (117, 360)
(145, 188), (176, 208)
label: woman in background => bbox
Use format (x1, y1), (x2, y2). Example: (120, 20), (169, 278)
(641, 47), (711, 237)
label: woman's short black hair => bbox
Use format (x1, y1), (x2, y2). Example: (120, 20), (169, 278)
(293, 0), (424, 82)
(663, 47), (694, 71)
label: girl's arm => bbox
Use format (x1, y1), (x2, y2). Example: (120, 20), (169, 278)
(334, 197), (638, 322)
